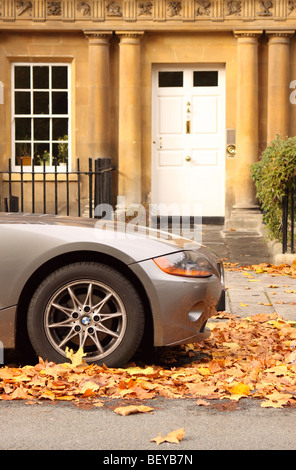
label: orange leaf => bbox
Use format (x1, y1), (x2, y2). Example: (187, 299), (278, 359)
(11, 387), (32, 400)
(81, 388), (96, 398)
(196, 399), (210, 407)
(54, 395), (76, 401)
(151, 428), (185, 445)
(229, 383), (250, 396)
(114, 405), (154, 416)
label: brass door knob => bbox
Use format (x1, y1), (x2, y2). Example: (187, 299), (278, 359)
(185, 156), (191, 162)
(227, 144), (236, 155)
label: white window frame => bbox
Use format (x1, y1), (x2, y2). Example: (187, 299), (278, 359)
(11, 62), (71, 172)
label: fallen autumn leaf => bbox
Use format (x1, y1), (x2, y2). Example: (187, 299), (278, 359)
(150, 428), (185, 445)
(114, 405), (154, 416)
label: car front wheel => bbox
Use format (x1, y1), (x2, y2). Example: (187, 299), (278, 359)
(27, 262), (145, 367)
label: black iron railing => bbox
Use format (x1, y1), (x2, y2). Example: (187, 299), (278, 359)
(1, 157), (113, 219)
(282, 180), (296, 254)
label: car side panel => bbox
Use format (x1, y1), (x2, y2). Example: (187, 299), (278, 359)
(0, 224), (179, 310)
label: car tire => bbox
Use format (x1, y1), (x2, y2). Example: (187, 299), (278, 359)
(27, 262), (145, 367)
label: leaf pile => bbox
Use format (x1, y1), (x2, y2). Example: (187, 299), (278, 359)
(224, 261), (296, 278)
(1, 312), (296, 409)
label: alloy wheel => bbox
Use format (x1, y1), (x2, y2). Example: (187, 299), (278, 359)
(44, 279), (127, 362)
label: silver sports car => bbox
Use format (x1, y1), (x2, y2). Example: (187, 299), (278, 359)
(0, 213), (225, 367)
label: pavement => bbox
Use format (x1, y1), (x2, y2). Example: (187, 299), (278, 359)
(200, 225), (296, 322)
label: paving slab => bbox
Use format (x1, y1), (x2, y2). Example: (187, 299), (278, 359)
(199, 225), (296, 321)
(224, 270), (296, 321)
(201, 225), (272, 266)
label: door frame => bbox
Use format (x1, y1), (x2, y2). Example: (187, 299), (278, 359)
(151, 63), (226, 221)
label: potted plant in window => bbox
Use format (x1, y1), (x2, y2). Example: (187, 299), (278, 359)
(35, 150), (50, 166)
(16, 142), (31, 166)
(57, 135), (68, 167)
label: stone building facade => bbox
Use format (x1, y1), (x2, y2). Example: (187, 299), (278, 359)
(0, 0), (296, 223)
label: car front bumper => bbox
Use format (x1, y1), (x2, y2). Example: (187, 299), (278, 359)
(131, 257), (225, 347)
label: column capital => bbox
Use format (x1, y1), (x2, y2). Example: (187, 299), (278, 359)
(83, 30), (113, 45)
(266, 30), (295, 44)
(233, 30), (263, 41)
(116, 31), (145, 44)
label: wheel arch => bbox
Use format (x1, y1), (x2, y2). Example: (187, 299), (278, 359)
(15, 250), (154, 356)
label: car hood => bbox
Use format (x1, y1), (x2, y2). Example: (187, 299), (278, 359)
(0, 212), (219, 264)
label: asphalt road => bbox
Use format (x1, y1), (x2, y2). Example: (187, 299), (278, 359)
(0, 396), (295, 451)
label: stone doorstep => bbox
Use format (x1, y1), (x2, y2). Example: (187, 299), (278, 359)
(224, 209), (264, 232)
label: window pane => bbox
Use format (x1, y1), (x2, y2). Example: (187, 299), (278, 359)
(52, 66), (68, 89)
(34, 143), (50, 166)
(33, 66), (49, 89)
(193, 71), (218, 87)
(34, 118), (49, 140)
(15, 118), (31, 140)
(33, 92), (49, 114)
(53, 142), (68, 165)
(52, 118), (68, 140)
(52, 92), (68, 114)
(159, 72), (183, 87)
(15, 92), (31, 114)
(14, 66), (30, 89)
(13, 64), (70, 169)
(15, 143), (32, 166)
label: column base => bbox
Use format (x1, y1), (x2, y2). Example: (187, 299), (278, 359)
(232, 203), (260, 211)
(225, 207), (263, 231)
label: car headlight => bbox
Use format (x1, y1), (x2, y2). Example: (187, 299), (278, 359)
(153, 251), (213, 278)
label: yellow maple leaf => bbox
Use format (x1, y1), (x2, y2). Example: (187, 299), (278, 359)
(222, 342), (240, 350)
(229, 383), (250, 396)
(65, 347), (86, 367)
(54, 395), (76, 401)
(197, 366), (211, 376)
(151, 428), (185, 445)
(114, 405), (154, 416)
(261, 400), (283, 408)
(267, 320), (285, 329)
(120, 366), (158, 376)
(264, 364), (290, 376)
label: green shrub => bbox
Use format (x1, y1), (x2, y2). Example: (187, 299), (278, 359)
(250, 135), (296, 241)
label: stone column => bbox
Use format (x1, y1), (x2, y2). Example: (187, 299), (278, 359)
(116, 31), (144, 207)
(233, 31), (262, 210)
(266, 31), (294, 143)
(84, 31), (113, 158)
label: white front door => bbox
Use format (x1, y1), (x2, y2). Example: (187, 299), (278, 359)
(151, 65), (225, 217)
